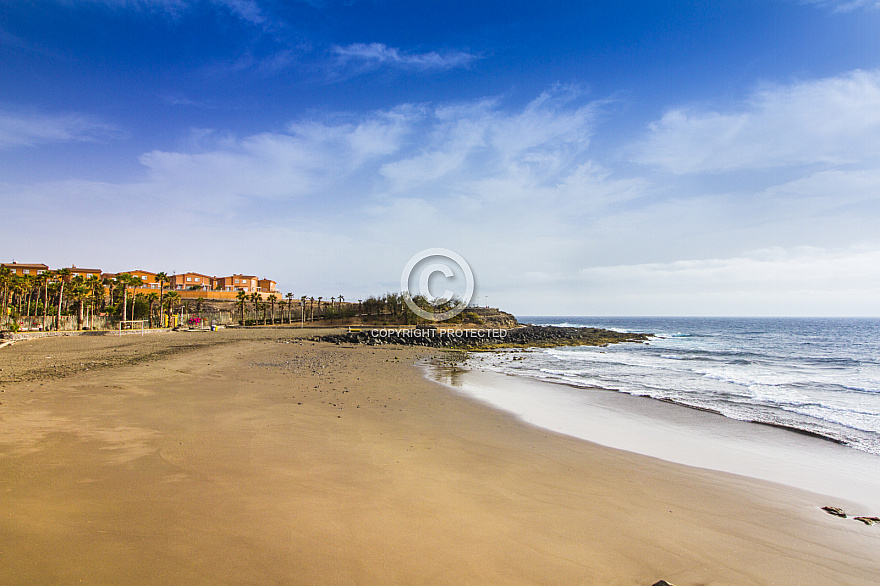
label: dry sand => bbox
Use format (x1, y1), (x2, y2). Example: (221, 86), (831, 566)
(1, 327), (878, 585)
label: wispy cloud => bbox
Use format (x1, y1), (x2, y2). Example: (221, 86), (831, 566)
(632, 70), (880, 173)
(375, 88), (610, 212)
(0, 109), (121, 149)
(5, 85), (880, 314)
(213, 0), (266, 26)
(69, 0), (188, 16)
(66, 0), (270, 27)
(137, 105), (420, 200)
(332, 43), (478, 72)
(803, 0), (880, 12)
(203, 49), (299, 77)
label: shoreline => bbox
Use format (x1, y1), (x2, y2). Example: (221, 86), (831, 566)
(2, 330), (879, 584)
(428, 362), (880, 512)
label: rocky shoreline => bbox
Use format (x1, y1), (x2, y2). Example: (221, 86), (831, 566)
(317, 324), (652, 349)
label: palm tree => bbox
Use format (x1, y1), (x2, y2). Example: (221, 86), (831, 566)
(20, 274), (34, 324)
(268, 294), (277, 325)
(300, 295), (307, 327)
(155, 271), (169, 326)
(164, 291), (181, 326)
(135, 292), (147, 323)
(34, 272), (49, 331)
(86, 275), (104, 329)
(116, 273), (137, 324)
(309, 296), (314, 321)
(338, 294), (344, 314)
(0, 266), (11, 327)
(236, 290), (247, 324)
(101, 275), (113, 308)
(71, 282), (89, 330)
(146, 292), (159, 328)
(285, 292), (294, 324)
(54, 268), (72, 331)
(10, 276), (25, 325)
(250, 292), (260, 325)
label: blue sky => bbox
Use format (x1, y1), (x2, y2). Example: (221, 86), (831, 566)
(2, 0), (880, 315)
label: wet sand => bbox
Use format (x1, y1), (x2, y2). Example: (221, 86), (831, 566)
(1, 328), (878, 584)
(436, 366), (880, 512)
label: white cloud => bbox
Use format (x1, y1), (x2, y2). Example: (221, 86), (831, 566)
(332, 43), (478, 71)
(379, 88), (600, 193)
(501, 245), (880, 316)
(0, 109), (120, 149)
(135, 88), (610, 216)
(66, 0), (268, 27)
(138, 106), (419, 200)
(5, 87), (880, 315)
(804, 0), (880, 12)
(633, 70), (880, 173)
(213, 0), (266, 25)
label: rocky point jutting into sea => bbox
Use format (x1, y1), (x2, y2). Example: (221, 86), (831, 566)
(318, 323), (652, 349)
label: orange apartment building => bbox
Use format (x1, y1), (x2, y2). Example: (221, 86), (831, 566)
(4, 262), (280, 300)
(116, 270), (162, 290)
(170, 272), (213, 291)
(66, 266), (102, 281)
(214, 274), (257, 292)
(212, 275), (277, 293)
(1, 262), (49, 277)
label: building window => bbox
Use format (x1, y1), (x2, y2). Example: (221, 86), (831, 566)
(195, 278), (200, 282)
(141, 275), (147, 280)
(186, 277), (192, 282)
(23, 269), (29, 274)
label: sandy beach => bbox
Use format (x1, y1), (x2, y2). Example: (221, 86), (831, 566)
(1, 328), (878, 585)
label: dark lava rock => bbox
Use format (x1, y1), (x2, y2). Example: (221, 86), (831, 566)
(821, 506), (848, 518)
(853, 516), (880, 525)
(652, 581), (676, 586)
(316, 325), (651, 350)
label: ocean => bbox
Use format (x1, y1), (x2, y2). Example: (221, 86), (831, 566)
(426, 316), (880, 509)
(476, 317), (880, 456)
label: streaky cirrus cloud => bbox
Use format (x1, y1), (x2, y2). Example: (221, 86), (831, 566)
(137, 88), (609, 210)
(332, 43), (478, 71)
(803, 0), (880, 12)
(378, 87), (602, 193)
(4, 84), (879, 315)
(63, 0), (268, 26)
(137, 105), (421, 200)
(632, 69), (880, 173)
(0, 109), (121, 149)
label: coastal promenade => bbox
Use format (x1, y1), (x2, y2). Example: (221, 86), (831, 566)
(1, 328), (877, 584)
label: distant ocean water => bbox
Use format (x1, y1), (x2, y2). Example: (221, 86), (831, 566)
(476, 317), (880, 456)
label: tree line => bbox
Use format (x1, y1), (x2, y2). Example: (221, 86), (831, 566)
(1, 267), (484, 332)
(0, 268), (185, 331)
(233, 292), (354, 325)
